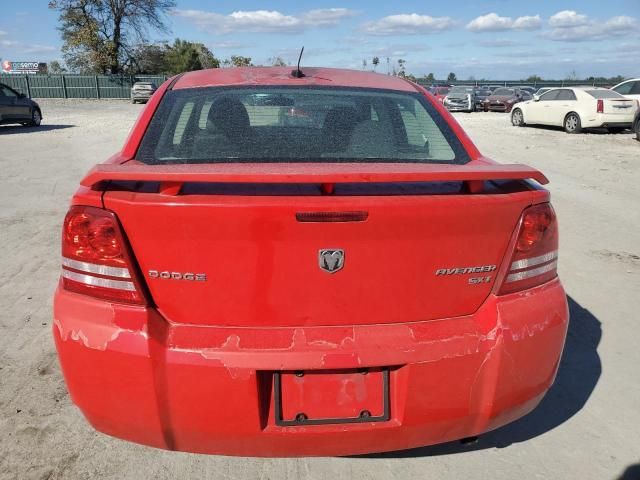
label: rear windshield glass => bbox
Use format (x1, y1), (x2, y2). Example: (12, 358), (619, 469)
(137, 87), (469, 164)
(586, 90), (623, 99)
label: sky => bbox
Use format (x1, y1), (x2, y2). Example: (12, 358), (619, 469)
(0, 0), (638, 79)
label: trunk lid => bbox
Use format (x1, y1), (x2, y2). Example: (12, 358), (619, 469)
(603, 98), (636, 116)
(92, 162), (547, 327)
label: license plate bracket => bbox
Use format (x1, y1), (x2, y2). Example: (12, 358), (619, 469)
(274, 369), (390, 426)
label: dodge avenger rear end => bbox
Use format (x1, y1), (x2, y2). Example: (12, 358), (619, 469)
(53, 67), (569, 457)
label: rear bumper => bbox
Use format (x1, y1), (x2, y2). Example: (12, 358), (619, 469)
(583, 113), (635, 128)
(131, 92), (153, 101)
(446, 104), (473, 112)
(53, 278), (568, 456)
(485, 104), (512, 112)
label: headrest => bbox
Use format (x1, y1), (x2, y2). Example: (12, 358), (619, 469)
(207, 97), (250, 140)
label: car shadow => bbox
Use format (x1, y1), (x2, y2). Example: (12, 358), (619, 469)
(0, 124), (74, 134)
(357, 295), (601, 458)
(525, 124), (632, 135)
(615, 463), (640, 480)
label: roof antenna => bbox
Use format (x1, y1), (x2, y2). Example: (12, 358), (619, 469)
(291, 46), (305, 78)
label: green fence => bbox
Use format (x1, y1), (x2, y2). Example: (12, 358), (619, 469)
(415, 79), (612, 88)
(0, 73), (613, 98)
(0, 74), (167, 99)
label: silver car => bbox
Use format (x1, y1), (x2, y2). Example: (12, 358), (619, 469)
(130, 82), (157, 104)
(443, 86), (476, 112)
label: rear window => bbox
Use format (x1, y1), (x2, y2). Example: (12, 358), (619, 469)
(137, 87), (469, 164)
(586, 90), (623, 99)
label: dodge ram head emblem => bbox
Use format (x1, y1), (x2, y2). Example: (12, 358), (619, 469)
(319, 249), (345, 273)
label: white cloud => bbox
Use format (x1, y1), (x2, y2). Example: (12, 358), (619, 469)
(466, 13), (541, 32)
(209, 41), (249, 50)
(21, 44), (57, 54)
(0, 30), (8, 36)
(544, 12), (638, 42)
(604, 15), (638, 30)
(548, 10), (589, 28)
(369, 43), (431, 57)
(0, 38), (57, 54)
(513, 15), (542, 30)
(362, 14), (455, 35)
(172, 8), (355, 34)
(301, 8), (355, 26)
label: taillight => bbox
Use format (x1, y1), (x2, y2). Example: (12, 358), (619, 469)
(498, 203), (558, 295)
(61, 206), (146, 305)
(597, 99), (604, 113)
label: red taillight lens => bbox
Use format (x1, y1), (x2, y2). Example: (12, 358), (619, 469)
(61, 206), (146, 305)
(597, 99), (604, 113)
(498, 203), (558, 295)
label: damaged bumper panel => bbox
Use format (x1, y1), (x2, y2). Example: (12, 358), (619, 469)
(53, 279), (568, 457)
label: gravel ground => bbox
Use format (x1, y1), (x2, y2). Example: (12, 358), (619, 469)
(0, 100), (639, 480)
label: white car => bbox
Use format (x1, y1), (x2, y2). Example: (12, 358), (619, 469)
(611, 78), (640, 101)
(511, 87), (638, 134)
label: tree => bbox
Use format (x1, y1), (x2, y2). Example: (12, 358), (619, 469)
(228, 55), (252, 67)
(526, 74), (543, 83)
(397, 58), (406, 77)
(372, 56), (379, 71)
(48, 60), (67, 74)
(268, 56), (288, 67)
(128, 40), (218, 74)
(196, 44), (220, 69)
(129, 42), (167, 73)
(163, 39), (203, 74)
(446, 72), (457, 82)
(49, 0), (176, 74)
(362, 58), (367, 70)
(424, 72), (435, 83)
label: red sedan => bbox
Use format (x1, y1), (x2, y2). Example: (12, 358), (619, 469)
(53, 67), (568, 457)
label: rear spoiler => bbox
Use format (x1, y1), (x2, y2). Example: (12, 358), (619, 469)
(81, 163), (548, 191)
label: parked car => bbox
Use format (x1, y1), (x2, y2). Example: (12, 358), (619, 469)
(443, 85), (476, 112)
(429, 85), (450, 103)
(520, 86), (538, 95)
(611, 78), (640, 101)
(482, 87), (531, 113)
(473, 86), (491, 110)
(534, 87), (553, 97)
(511, 87), (638, 133)
(130, 81), (157, 104)
(0, 83), (42, 127)
(633, 108), (640, 141)
(54, 66), (568, 457)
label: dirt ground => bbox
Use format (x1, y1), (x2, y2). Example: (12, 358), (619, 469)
(0, 100), (639, 479)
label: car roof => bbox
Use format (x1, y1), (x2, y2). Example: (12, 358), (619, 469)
(172, 67), (417, 92)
